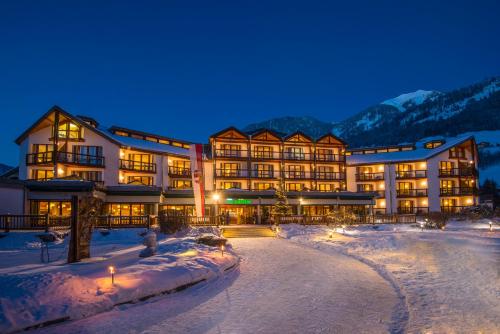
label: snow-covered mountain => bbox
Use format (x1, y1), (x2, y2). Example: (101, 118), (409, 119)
(382, 89), (442, 112)
(243, 76), (500, 183)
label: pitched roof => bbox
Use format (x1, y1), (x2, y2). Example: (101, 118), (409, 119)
(347, 134), (475, 165)
(15, 106), (191, 158)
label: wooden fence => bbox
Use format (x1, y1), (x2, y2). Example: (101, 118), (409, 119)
(0, 214), (152, 231)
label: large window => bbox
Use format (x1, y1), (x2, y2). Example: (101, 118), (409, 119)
(32, 169), (54, 180)
(172, 180), (192, 189)
(72, 145), (103, 165)
(57, 121), (82, 140)
(222, 182), (241, 189)
(357, 184), (374, 192)
(253, 146), (273, 158)
(449, 147), (466, 159)
(108, 203), (152, 216)
(286, 183), (304, 191)
(30, 200), (71, 216)
(220, 163), (241, 177)
(284, 147), (304, 160)
(253, 164), (273, 177)
(127, 176), (153, 186)
(71, 171), (102, 182)
(317, 183), (335, 192)
(286, 165), (304, 178)
(254, 182), (274, 190)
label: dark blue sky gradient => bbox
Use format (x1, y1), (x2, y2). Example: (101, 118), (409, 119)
(0, 0), (499, 165)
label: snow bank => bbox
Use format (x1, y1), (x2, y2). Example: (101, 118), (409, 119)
(0, 233), (238, 333)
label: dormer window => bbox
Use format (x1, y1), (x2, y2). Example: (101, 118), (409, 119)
(424, 140), (444, 149)
(56, 121), (82, 140)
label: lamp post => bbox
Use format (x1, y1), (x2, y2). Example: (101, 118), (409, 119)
(212, 193), (220, 225)
(489, 221), (493, 232)
(220, 244), (225, 257)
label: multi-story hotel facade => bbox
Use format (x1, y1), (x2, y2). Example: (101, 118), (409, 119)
(0, 106), (479, 222)
(346, 137), (479, 215)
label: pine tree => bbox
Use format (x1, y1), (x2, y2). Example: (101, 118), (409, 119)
(272, 180), (291, 218)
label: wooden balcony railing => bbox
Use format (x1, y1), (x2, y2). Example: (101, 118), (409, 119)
(358, 190), (385, 197)
(355, 172), (384, 181)
(396, 170), (427, 179)
(215, 169), (248, 178)
(284, 171), (314, 179)
(397, 207), (429, 214)
(315, 154), (345, 162)
(282, 152), (314, 161)
(250, 170), (276, 178)
(315, 171), (345, 180)
(119, 159), (156, 173)
(396, 189), (428, 197)
(251, 151), (281, 160)
(168, 166), (191, 177)
(26, 151), (105, 167)
(214, 149), (248, 158)
(440, 187), (477, 196)
(438, 168), (477, 177)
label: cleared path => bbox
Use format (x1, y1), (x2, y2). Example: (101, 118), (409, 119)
(38, 238), (400, 334)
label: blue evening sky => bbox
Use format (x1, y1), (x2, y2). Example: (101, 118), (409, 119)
(0, 0), (499, 165)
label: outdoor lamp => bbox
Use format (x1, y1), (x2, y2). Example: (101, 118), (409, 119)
(220, 244), (225, 257)
(489, 221), (493, 232)
(108, 266), (115, 285)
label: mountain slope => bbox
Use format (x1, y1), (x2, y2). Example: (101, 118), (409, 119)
(243, 116), (335, 138)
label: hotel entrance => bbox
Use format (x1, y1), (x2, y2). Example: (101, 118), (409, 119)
(218, 205), (256, 225)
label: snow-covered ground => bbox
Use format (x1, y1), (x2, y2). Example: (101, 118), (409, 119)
(33, 237), (402, 334)
(278, 220), (500, 333)
(0, 227), (238, 333)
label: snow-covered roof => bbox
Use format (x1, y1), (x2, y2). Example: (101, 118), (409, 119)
(96, 126), (190, 157)
(347, 134), (474, 165)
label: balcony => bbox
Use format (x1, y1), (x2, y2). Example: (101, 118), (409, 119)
(168, 166), (191, 177)
(440, 187), (477, 196)
(214, 149), (248, 159)
(26, 151), (105, 167)
(355, 172), (384, 181)
(315, 171), (345, 180)
(250, 170), (276, 178)
(439, 168), (477, 177)
(284, 171), (314, 180)
(282, 152), (314, 161)
(315, 154), (345, 162)
(397, 207), (429, 214)
(396, 170), (427, 179)
(396, 189), (428, 197)
(215, 169), (248, 178)
(251, 151), (281, 160)
(119, 159), (157, 173)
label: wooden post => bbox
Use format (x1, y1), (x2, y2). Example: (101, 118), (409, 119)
(68, 195), (79, 263)
(5, 214), (10, 233)
(107, 214), (111, 229)
(45, 213), (50, 232)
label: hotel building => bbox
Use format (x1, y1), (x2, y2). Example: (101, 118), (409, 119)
(0, 106), (479, 222)
(346, 137), (479, 214)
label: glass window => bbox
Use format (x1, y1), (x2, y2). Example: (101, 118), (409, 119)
(127, 176), (153, 186)
(57, 121), (82, 139)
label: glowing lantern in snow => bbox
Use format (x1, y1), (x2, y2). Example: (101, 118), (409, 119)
(109, 266), (115, 285)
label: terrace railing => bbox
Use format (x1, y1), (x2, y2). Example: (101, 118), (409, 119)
(438, 168), (477, 177)
(396, 189), (428, 197)
(119, 159), (157, 173)
(355, 172), (385, 181)
(396, 170), (427, 179)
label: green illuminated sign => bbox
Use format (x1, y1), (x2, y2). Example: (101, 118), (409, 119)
(226, 198), (252, 205)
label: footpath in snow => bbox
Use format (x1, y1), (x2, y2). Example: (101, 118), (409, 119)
(0, 227), (238, 333)
(34, 237), (401, 334)
(278, 220), (500, 333)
